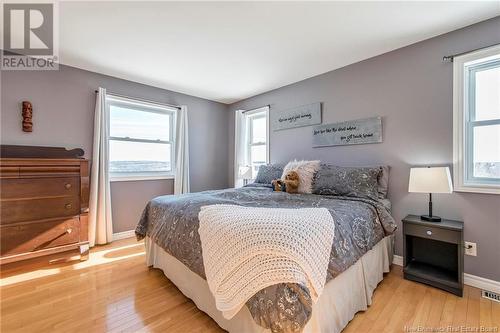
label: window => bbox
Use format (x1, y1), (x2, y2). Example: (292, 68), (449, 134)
(234, 106), (269, 186)
(246, 109), (269, 178)
(453, 44), (500, 194)
(107, 95), (177, 181)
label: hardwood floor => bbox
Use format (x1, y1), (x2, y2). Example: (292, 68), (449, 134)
(1, 238), (498, 333)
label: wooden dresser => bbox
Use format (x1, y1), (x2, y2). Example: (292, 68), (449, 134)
(0, 148), (90, 264)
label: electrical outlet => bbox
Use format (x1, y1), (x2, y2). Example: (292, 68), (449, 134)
(465, 241), (477, 256)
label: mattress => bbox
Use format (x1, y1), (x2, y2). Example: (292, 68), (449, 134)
(136, 185), (397, 331)
(145, 234), (394, 333)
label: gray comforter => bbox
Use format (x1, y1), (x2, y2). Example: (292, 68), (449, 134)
(136, 184), (397, 333)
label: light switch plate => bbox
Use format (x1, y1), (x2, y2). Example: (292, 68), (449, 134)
(465, 241), (477, 256)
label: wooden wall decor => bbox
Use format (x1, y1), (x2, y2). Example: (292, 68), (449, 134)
(22, 101), (33, 132)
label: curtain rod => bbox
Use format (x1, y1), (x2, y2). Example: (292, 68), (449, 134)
(94, 90), (181, 110)
(242, 105), (270, 114)
(442, 43), (499, 62)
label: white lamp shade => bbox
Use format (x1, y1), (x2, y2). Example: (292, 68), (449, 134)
(238, 166), (252, 180)
(408, 167), (453, 193)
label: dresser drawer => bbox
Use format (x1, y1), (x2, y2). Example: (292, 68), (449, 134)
(19, 165), (81, 178)
(0, 196), (80, 224)
(405, 223), (461, 244)
(0, 166), (19, 178)
(1, 217), (80, 256)
(0, 177), (79, 199)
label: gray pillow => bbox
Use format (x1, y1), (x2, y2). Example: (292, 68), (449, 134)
(254, 164), (284, 184)
(312, 164), (380, 201)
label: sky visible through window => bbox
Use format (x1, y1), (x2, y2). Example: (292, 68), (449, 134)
(251, 117), (266, 144)
(473, 65), (500, 178)
(249, 115), (267, 178)
(109, 105), (172, 173)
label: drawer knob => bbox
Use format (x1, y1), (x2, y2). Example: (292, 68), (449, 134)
(65, 203), (72, 209)
(426, 230), (432, 236)
(66, 228), (72, 234)
(65, 183), (72, 189)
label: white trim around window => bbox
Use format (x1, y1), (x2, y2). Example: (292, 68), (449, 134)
(109, 174), (175, 182)
(453, 44), (500, 194)
(106, 94), (178, 182)
(245, 106), (270, 179)
(234, 106), (270, 187)
(246, 107), (270, 164)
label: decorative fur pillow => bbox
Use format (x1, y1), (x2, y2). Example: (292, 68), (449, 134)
(281, 160), (321, 194)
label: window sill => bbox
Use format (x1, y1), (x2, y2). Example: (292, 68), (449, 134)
(454, 185), (500, 195)
(110, 175), (175, 182)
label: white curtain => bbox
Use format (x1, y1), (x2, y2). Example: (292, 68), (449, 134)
(174, 105), (190, 194)
(88, 87), (113, 247)
(234, 110), (247, 188)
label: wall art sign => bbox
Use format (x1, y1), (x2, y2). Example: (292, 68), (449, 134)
(271, 102), (321, 131)
(312, 116), (382, 147)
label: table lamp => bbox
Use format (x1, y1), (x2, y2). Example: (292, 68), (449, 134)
(238, 166), (253, 185)
(408, 166), (453, 222)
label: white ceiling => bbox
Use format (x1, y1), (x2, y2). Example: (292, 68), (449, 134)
(58, 1), (500, 104)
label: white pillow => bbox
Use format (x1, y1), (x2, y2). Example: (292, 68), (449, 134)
(281, 160), (321, 194)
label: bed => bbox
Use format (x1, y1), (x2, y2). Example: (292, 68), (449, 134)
(136, 181), (397, 333)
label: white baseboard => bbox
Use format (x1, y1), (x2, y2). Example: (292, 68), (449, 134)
(464, 273), (500, 294)
(112, 230), (136, 241)
(393, 254), (403, 266)
(392, 254), (500, 293)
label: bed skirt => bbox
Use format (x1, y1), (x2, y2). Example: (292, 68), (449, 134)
(145, 234), (394, 333)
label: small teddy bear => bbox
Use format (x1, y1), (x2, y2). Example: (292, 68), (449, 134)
(272, 170), (300, 194)
(271, 178), (284, 192)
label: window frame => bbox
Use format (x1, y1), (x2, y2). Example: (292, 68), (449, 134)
(245, 106), (270, 179)
(106, 94), (177, 182)
(453, 44), (500, 194)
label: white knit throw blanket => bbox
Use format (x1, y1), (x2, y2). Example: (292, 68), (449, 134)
(198, 204), (335, 319)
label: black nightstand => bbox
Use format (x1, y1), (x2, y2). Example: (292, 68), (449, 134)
(402, 215), (464, 296)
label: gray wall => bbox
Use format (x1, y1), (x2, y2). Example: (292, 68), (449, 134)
(229, 17), (500, 281)
(1, 64), (229, 232)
